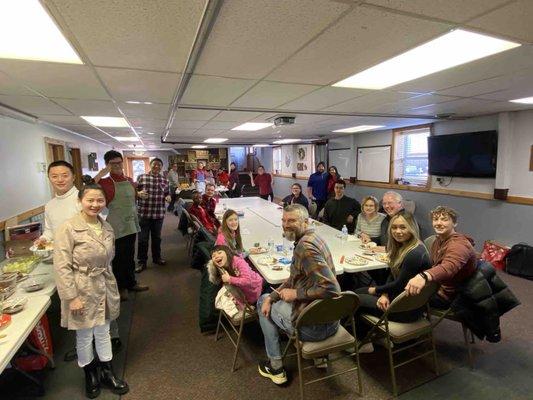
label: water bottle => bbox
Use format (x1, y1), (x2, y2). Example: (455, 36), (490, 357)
(341, 225), (348, 243)
(222, 202), (227, 211)
(268, 237), (275, 254)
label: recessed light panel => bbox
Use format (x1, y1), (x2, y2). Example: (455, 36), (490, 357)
(114, 137), (140, 142)
(0, 0), (83, 64)
(204, 138), (228, 143)
(332, 125), (385, 133)
(192, 145), (207, 149)
(273, 139), (301, 144)
(81, 116), (129, 127)
(231, 123), (273, 131)
(509, 96), (533, 104)
(333, 29), (520, 90)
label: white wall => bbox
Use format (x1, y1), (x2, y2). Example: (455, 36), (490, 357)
(509, 110), (533, 197)
(0, 115), (111, 221)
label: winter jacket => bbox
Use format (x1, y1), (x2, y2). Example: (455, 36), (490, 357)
(451, 260), (520, 342)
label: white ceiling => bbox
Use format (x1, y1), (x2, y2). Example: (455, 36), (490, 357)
(0, 0), (531, 149)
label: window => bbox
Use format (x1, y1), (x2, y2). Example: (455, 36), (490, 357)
(392, 125), (431, 186)
(272, 146), (282, 174)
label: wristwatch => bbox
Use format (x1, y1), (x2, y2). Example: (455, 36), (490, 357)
(419, 272), (429, 281)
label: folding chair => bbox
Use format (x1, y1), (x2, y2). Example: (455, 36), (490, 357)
(359, 282), (444, 397)
(282, 292), (363, 400)
(181, 208), (198, 256)
(214, 285), (258, 371)
(430, 308), (476, 369)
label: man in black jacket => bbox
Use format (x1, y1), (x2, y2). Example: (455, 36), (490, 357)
(322, 180), (360, 233)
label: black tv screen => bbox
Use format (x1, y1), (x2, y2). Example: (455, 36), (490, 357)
(428, 130), (497, 178)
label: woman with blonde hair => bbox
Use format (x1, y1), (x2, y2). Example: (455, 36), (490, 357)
(355, 212), (430, 353)
(355, 195), (386, 242)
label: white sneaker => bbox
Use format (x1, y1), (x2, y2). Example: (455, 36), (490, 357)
(358, 342), (374, 353)
(313, 357), (328, 369)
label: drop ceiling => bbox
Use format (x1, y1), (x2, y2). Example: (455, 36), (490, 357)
(0, 0), (531, 149)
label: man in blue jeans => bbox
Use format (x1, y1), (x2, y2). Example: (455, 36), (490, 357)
(257, 204), (341, 385)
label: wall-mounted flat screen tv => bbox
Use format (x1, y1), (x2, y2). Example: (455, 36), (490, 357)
(428, 130), (497, 178)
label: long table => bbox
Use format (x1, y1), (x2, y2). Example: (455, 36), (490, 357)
(1, 260), (56, 373)
(216, 197), (388, 284)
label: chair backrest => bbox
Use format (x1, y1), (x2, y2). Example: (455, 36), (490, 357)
(181, 208), (193, 224)
(317, 208), (325, 221)
(295, 292), (360, 328)
(387, 281), (439, 314)
(225, 284), (253, 310)
(424, 235), (436, 254)
(308, 201), (317, 218)
(241, 184), (260, 197)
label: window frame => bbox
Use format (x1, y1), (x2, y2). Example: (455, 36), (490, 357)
(389, 123), (433, 190)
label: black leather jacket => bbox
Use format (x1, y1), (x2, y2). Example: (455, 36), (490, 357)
(451, 260), (520, 342)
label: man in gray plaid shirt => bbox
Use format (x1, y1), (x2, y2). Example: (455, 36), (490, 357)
(136, 158), (171, 272)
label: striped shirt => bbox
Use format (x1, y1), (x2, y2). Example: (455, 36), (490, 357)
(136, 173), (169, 219)
(355, 212), (386, 239)
(270, 229), (340, 322)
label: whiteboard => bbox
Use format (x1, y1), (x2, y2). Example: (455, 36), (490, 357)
(328, 148), (354, 178)
(356, 146), (391, 183)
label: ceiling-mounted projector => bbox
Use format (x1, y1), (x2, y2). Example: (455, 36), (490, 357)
(273, 116), (295, 126)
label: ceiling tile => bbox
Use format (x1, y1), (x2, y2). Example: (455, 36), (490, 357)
(374, 93), (460, 113)
(53, 99), (120, 116)
(231, 81), (319, 108)
(323, 91), (415, 112)
(0, 95), (71, 115)
(37, 115), (87, 125)
(181, 75), (257, 106)
(49, 0), (206, 71)
(170, 120), (207, 129)
(0, 59), (109, 99)
(200, 121), (240, 130)
(267, 6), (451, 85)
(96, 67), (179, 103)
(408, 97), (527, 116)
(467, 0), (533, 42)
(211, 111), (262, 122)
(120, 103), (170, 119)
(0, 71), (35, 96)
(194, 0), (351, 79)
(173, 109), (220, 121)
(278, 87), (371, 111)
(364, 0), (510, 23)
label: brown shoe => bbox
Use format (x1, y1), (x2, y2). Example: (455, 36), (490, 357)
(129, 284), (149, 292)
(119, 289), (129, 301)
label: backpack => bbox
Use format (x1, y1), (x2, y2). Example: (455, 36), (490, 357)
(505, 243), (533, 280)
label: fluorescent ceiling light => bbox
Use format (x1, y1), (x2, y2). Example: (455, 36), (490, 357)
(509, 96), (533, 104)
(253, 144), (270, 147)
(146, 132), (155, 135)
(332, 125), (385, 133)
(81, 116), (129, 127)
(204, 138), (228, 143)
(114, 137), (140, 142)
(192, 145), (207, 149)
(273, 139), (301, 144)
(333, 29), (520, 90)
(0, 0), (82, 64)
(231, 122), (273, 131)
(126, 101), (153, 105)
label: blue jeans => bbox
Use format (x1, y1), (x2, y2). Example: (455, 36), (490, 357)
(257, 294), (339, 360)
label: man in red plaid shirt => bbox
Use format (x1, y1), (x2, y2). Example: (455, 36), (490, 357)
(136, 158), (171, 272)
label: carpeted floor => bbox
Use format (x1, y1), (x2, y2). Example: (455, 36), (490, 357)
(3, 214), (531, 400)
(121, 215), (533, 400)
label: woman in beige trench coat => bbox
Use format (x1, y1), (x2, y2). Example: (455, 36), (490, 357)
(54, 184), (128, 398)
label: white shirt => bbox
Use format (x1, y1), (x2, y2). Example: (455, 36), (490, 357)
(41, 186), (80, 241)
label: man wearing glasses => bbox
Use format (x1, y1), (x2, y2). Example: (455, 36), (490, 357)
(95, 150), (149, 300)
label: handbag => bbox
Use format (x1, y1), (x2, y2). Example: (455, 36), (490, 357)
(481, 240), (510, 271)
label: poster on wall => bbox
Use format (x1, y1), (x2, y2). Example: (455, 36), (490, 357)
(281, 145), (294, 175)
(296, 144), (313, 176)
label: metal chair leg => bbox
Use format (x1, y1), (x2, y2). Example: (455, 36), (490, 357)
(462, 324), (474, 370)
(430, 332), (439, 375)
(214, 311), (223, 341)
(231, 318), (245, 372)
(296, 342), (305, 400)
(386, 339), (398, 397)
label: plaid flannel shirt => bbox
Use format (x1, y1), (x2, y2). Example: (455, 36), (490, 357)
(136, 173), (169, 219)
(270, 228), (340, 323)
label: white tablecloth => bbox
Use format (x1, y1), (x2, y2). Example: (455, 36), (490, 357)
(216, 197), (388, 284)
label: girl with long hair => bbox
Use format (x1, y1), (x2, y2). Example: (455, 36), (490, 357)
(355, 212), (430, 352)
(326, 166), (341, 198)
(215, 209), (263, 257)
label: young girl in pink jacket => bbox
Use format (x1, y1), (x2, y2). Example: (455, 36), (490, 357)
(207, 245), (263, 305)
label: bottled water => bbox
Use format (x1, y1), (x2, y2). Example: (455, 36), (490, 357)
(341, 225), (348, 243)
(268, 237), (275, 254)
(222, 202), (227, 211)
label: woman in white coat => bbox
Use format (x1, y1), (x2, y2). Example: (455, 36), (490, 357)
(54, 184), (128, 398)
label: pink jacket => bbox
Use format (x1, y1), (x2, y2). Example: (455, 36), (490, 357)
(207, 256), (263, 304)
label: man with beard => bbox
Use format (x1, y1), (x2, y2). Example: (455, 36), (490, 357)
(306, 162), (328, 217)
(256, 204), (341, 385)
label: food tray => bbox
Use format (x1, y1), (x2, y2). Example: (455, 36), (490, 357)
(345, 256), (369, 266)
(1, 255), (40, 275)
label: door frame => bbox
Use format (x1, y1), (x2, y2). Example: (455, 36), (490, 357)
(125, 156), (150, 180)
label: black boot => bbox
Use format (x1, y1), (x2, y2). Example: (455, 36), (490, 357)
(82, 359), (101, 399)
(100, 361), (129, 395)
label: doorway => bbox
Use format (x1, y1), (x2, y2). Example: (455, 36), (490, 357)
(69, 148), (83, 189)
